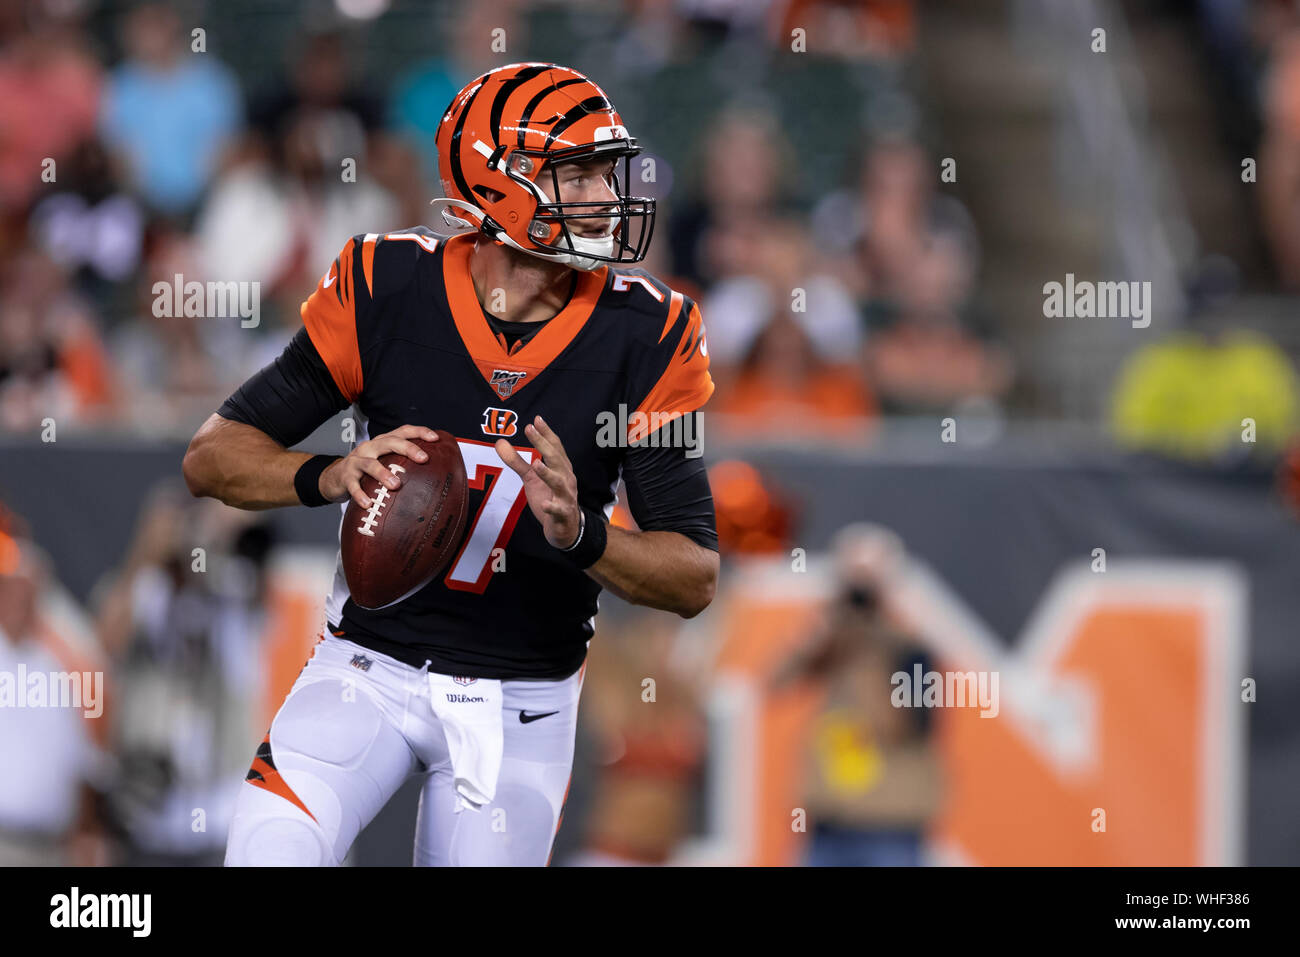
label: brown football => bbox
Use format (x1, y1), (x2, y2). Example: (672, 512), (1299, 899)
(340, 431), (468, 609)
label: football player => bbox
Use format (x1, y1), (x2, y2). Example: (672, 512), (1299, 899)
(182, 63), (719, 866)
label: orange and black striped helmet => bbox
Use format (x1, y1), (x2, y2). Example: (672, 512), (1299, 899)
(433, 62), (655, 270)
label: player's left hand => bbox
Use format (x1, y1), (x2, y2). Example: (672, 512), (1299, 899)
(496, 415), (582, 549)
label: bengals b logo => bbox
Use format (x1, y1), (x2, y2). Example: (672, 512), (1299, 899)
(481, 407), (518, 437)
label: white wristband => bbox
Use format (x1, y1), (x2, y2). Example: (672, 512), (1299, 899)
(558, 507), (585, 552)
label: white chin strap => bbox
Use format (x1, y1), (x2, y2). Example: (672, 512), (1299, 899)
(428, 197), (611, 271)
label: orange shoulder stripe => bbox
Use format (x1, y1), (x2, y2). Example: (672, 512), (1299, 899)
(301, 239), (363, 402)
(629, 300), (714, 442)
(659, 291), (683, 344)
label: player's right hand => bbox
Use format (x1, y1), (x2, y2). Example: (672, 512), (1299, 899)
(320, 425), (438, 509)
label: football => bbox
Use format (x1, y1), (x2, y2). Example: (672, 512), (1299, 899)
(340, 432), (468, 609)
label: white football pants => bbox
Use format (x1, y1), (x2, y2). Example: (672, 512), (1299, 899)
(225, 635), (584, 866)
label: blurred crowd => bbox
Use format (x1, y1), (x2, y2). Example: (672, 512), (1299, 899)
(1244, 0), (1300, 290)
(1, 479), (939, 866)
(0, 492), (274, 865)
(0, 0), (1019, 442)
(3, 0), (1300, 459)
(6, 0), (1300, 868)
(0, 1), (424, 432)
(0, 0), (970, 869)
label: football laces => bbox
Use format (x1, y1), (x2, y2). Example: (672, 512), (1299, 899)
(356, 464), (406, 538)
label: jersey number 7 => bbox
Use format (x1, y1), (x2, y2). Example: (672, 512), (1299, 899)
(443, 438), (532, 593)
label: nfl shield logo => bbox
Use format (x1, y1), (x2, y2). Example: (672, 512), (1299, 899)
(453, 675), (477, 686)
(490, 369), (527, 399)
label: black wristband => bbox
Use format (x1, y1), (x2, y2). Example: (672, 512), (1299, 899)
(294, 454), (341, 507)
(557, 505), (608, 569)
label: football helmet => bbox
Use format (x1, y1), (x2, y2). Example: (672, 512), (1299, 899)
(433, 62), (655, 271)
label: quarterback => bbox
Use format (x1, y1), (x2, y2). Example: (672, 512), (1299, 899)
(182, 63), (719, 866)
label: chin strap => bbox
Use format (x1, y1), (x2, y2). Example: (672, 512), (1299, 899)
(427, 197), (607, 271)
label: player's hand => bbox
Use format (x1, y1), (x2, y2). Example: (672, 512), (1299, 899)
(496, 415), (581, 549)
(321, 425), (438, 509)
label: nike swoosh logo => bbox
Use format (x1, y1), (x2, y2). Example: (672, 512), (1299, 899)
(519, 710), (559, 724)
(323, 270), (336, 288)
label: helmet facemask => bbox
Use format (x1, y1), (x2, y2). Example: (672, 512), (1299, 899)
(514, 147), (660, 270)
(432, 63), (658, 271)
(447, 140), (655, 267)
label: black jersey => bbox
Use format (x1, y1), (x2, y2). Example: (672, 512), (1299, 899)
(254, 227), (714, 679)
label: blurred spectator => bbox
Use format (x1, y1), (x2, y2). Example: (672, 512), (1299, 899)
(106, 229), (229, 430)
(569, 610), (706, 865)
(703, 217), (872, 430)
(608, 0), (685, 78)
(818, 138), (976, 304)
(0, 507), (109, 866)
(826, 140), (1013, 413)
(390, 0), (524, 182)
(196, 28), (402, 339)
(703, 218), (862, 368)
(1110, 328), (1300, 461)
(99, 2), (243, 217)
(1277, 432), (1300, 516)
(773, 0), (917, 61)
(248, 28), (384, 150)
(768, 524), (942, 866)
(859, 225), (1011, 415)
(0, 246), (115, 430)
(709, 459), (795, 555)
(863, 311), (1012, 415)
(677, 0), (772, 43)
(1259, 30), (1300, 287)
(669, 105), (799, 288)
(0, 12), (101, 214)
(254, 27), (428, 224)
(92, 484), (275, 865)
(1190, 0), (1258, 154)
(29, 137), (146, 287)
(28, 132), (147, 332)
(716, 313), (876, 436)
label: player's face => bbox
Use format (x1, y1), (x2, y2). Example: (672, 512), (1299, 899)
(546, 156), (619, 237)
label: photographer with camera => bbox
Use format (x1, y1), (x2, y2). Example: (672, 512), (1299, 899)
(769, 523), (943, 866)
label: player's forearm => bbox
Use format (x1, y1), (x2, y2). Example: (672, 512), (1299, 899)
(183, 413), (315, 510)
(585, 526), (718, 618)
